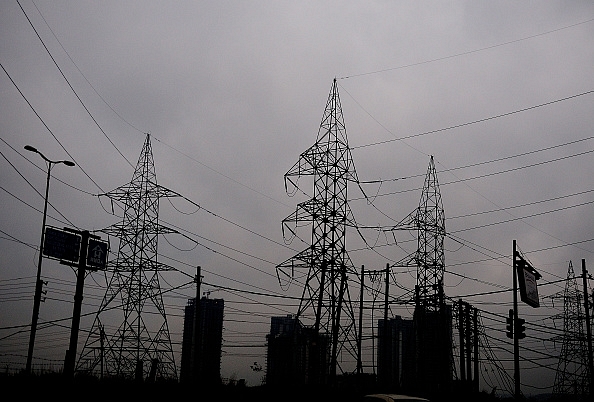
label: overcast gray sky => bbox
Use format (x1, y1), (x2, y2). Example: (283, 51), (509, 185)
(2, 0), (594, 395)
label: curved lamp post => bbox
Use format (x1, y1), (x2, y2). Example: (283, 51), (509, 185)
(24, 145), (75, 374)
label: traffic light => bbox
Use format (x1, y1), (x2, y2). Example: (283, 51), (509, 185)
(506, 309), (514, 339)
(516, 317), (526, 339)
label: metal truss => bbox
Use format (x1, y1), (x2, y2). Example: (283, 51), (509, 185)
(76, 134), (178, 381)
(553, 260), (590, 397)
(387, 156), (446, 310)
(276, 79), (360, 378)
(413, 156), (446, 310)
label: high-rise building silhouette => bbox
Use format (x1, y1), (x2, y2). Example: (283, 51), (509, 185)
(377, 316), (415, 392)
(266, 315), (329, 387)
(180, 296), (224, 385)
(266, 315), (302, 386)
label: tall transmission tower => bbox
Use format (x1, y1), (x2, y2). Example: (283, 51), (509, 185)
(388, 156), (450, 392)
(553, 260), (590, 398)
(276, 78), (360, 380)
(413, 156), (450, 394)
(414, 155), (446, 310)
(387, 155), (446, 306)
(77, 134), (178, 381)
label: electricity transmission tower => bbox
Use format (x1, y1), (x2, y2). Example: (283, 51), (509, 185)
(77, 134), (178, 381)
(414, 155), (446, 310)
(388, 155), (446, 308)
(276, 78), (360, 380)
(387, 156), (450, 392)
(413, 156), (450, 392)
(553, 260), (590, 398)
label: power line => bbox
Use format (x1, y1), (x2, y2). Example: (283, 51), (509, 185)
(349, 89), (594, 150)
(16, 0), (133, 171)
(357, 134), (594, 186)
(449, 188), (594, 220)
(338, 17), (594, 79)
(0, 61), (104, 193)
(350, 145), (594, 231)
(30, 0), (147, 135)
(25, 1), (287, 215)
(0, 147), (76, 228)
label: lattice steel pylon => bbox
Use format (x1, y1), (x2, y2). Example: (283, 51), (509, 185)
(553, 260), (590, 398)
(387, 155), (446, 299)
(276, 78), (360, 379)
(411, 156), (451, 394)
(414, 155), (445, 310)
(76, 134), (178, 381)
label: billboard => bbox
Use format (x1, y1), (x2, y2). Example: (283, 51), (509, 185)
(43, 227), (81, 263)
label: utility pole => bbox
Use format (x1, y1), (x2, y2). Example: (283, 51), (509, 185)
(357, 265), (364, 375)
(361, 265), (394, 381)
(459, 300), (465, 383)
(513, 240), (521, 399)
(384, 263), (389, 334)
(465, 303), (471, 386)
(63, 229), (106, 377)
(582, 259), (594, 395)
(63, 230), (89, 377)
(193, 266), (202, 381)
(383, 263), (390, 386)
(473, 307), (479, 393)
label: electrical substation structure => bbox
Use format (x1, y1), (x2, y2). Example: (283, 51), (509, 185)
(76, 134), (179, 381)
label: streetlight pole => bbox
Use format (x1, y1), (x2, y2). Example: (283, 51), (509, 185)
(24, 145), (74, 375)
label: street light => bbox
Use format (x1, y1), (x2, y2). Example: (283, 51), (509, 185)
(24, 145), (74, 374)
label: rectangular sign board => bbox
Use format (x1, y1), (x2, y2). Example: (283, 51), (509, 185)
(43, 227), (81, 263)
(517, 264), (540, 308)
(86, 238), (108, 270)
